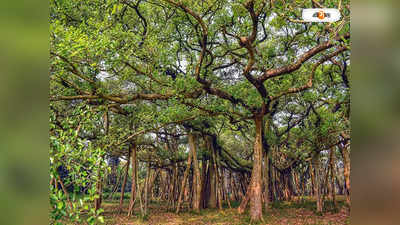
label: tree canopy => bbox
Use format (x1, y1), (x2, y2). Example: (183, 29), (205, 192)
(50, 0), (350, 224)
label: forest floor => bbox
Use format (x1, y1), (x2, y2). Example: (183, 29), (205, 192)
(100, 196), (350, 225)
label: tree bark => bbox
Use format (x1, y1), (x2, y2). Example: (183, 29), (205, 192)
(144, 162), (150, 216)
(312, 152), (323, 213)
(217, 167), (223, 210)
(127, 143), (137, 217)
(108, 163), (125, 201)
(94, 167), (103, 212)
(329, 147), (337, 208)
(340, 144), (351, 207)
(189, 133), (201, 212)
(263, 151), (270, 211)
(94, 111), (108, 212)
(309, 161), (315, 196)
(119, 149), (131, 213)
(200, 158), (209, 208)
(209, 137), (217, 209)
(238, 115), (263, 221)
(238, 186), (251, 214)
(176, 146), (193, 213)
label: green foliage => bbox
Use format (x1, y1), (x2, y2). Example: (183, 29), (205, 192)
(50, 103), (109, 224)
(50, 0), (350, 222)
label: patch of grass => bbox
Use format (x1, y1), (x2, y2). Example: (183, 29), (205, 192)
(230, 200), (241, 208)
(138, 213), (150, 222)
(103, 192), (131, 201)
(270, 197), (348, 215)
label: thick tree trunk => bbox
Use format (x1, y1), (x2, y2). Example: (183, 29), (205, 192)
(189, 133), (201, 212)
(249, 116), (263, 221)
(119, 149), (131, 213)
(127, 143), (137, 217)
(238, 115), (263, 221)
(263, 151), (270, 211)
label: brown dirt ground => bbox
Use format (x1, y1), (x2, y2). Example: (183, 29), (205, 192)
(101, 199), (350, 225)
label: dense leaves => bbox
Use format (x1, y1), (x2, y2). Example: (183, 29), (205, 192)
(50, 0), (350, 223)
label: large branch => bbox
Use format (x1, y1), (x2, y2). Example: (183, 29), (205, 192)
(270, 46), (349, 100)
(50, 88), (202, 103)
(243, 0), (258, 43)
(258, 33), (350, 82)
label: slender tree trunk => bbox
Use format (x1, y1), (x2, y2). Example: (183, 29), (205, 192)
(293, 171), (300, 202)
(340, 144), (351, 207)
(200, 157), (209, 208)
(127, 143), (137, 217)
(176, 146), (193, 213)
(160, 171), (168, 201)
(94, 167), (103, 211)
(223, 169), (232, 208)
(215, 143), (224, 210)
(138, 181), (144, 216)
(209, 137), (218, 209)
(329, 147), (337, 208)
(169, 163), (178, 208)
(109, 163), (126, 201)
(336, 174), (344, 195)
(312, 152), (323, 213)
(309, 161), (315, 196)
(95, 111), (108, 212)
(119, 149), (131, 213)
(217, 168), (223, 210)
(189, 133), (201, 212)
(238, 186), (251, 214)
(144, 162), (150, 216)
(270, 164), (277, 202)
(209, 161), (216, 209)
(148, 169), (158, 201)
